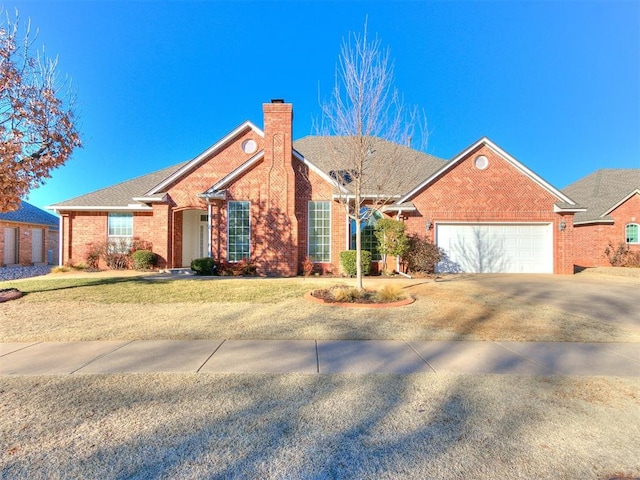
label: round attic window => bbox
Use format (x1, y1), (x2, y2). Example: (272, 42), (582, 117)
(242, 139), (257, 154)
(474, 155), (489, 170)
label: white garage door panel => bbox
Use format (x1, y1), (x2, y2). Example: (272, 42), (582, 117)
(436, 224), (553, 274)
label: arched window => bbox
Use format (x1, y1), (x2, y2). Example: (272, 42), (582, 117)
(626, 223), (639, 244)
(350, 208), (383, 260)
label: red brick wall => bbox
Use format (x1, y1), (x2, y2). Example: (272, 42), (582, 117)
(573, 193), (640, 267)
(403, 144), (575, 274)
(61, 212), (107, 266)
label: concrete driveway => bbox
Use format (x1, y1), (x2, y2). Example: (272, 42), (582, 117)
(449, 273), (640, 328)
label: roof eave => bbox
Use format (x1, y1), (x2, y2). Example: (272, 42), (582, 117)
(48, 204), (153, 212)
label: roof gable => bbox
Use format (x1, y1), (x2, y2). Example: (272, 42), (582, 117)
(145, 121), (264, 196)
(603, 189), (640, 217)
(397, 137), (576, 205)
(563, 169), (640, 224)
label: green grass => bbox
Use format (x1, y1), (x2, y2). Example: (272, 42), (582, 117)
(0, 276), (341, 304)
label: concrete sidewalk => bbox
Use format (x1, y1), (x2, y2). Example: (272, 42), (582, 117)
(1, 340), (639, 376)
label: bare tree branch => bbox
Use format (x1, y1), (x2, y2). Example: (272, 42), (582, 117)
(317, 20), (428, 289)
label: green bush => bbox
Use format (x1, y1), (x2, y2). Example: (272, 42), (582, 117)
(339, 250), (372, 276)
(132, 250), (157, 270)
(190, 257), (218, 275)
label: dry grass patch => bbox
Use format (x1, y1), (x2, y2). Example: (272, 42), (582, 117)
(1, 274), (638, 343)
(1, 374), (639, 479)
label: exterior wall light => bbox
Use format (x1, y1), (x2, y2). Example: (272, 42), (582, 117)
(559, 220), (566, 232)
(426, 220), (432, 230)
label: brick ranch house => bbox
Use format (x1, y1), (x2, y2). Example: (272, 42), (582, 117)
(49, 100), (639, 275)
(1, 201), (59, 266)
(563, 170), (640, 267)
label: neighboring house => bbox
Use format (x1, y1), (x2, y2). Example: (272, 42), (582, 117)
(563, 169), (640, 267)
(1, 201), (59, 266)
(50, 100), (588, 275)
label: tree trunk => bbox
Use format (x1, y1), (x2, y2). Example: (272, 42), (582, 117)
(355, 215), (363, 290)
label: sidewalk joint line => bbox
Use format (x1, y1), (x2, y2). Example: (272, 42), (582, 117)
(405, 341), (437, 373)
(197, 339), (226, 373)
(71, 340), (135, 375)
(0, 341), (42, 358)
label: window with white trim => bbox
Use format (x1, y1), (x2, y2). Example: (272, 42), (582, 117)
(626, 223), (639, 244)
(228, 201), (250, 261)
(108, 213), (133, 252)
(308, 201), (331, 262)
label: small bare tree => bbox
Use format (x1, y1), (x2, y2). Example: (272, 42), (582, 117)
(318, 21), (427, 289)
(0, 9), (81, 212)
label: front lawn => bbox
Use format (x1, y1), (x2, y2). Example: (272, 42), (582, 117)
(2, 273), (638, 343)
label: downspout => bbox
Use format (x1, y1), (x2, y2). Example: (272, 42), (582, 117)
(207, 202), (212, 258)
(57, 211), (63, 267)
(395, 210), (412, 279)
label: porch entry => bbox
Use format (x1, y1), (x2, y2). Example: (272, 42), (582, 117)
(181, 210), (209, 267)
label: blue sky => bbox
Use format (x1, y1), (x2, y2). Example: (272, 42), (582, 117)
(8, 0), (639, 211)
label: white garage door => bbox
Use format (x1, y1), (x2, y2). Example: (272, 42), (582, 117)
(435, 223), (553, 273)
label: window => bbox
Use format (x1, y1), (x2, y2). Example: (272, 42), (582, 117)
(350, 208), (382, 260)
(308, 201), (331, 262)
(108, 213), (133, 252)
(626, 223), (639, 244)
(228, 201), (250, 261)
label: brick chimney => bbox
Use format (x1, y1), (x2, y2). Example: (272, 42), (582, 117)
(259, 100), (298, 275)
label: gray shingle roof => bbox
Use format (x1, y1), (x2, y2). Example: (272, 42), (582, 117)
(50, 162), (188, 208)
(0, 201), (59, 227)
(293, 136), (446, 196)
(562, 169), (640, 223)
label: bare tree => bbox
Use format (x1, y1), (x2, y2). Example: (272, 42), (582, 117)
(0, 9), (81, 212)
(317, 21), (427, 289)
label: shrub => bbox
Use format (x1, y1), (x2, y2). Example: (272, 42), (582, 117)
(238, 258), (257, 276)
(604, 242), (640, 267)
(374, 284), (407, 302)
(331, 286), (362, 303)
(404, 234), (445, 274)
(340, 250), (372, 276)
(85, 243), (102, 270)
(132, 250), (157, 270)
(302, 256), (313, 277)
(374, 218), (409, 271)
(190, 257), (218, 275)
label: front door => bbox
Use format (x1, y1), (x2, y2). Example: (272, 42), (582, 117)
(181, 210), (209, 267)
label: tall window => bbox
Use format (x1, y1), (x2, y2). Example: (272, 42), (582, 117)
(228, 201), (250, 261)
(626, 224), (639, 244)
(308, 201), (331, 262)
(108, 213), (133, 252)
(350, 208), (382, 260)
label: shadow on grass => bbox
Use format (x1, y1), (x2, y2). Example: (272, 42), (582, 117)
(9, 276), (148, 296)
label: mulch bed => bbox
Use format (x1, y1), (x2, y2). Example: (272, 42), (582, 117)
(305, 290), (414, 309)
(0, 288), (23, 303)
